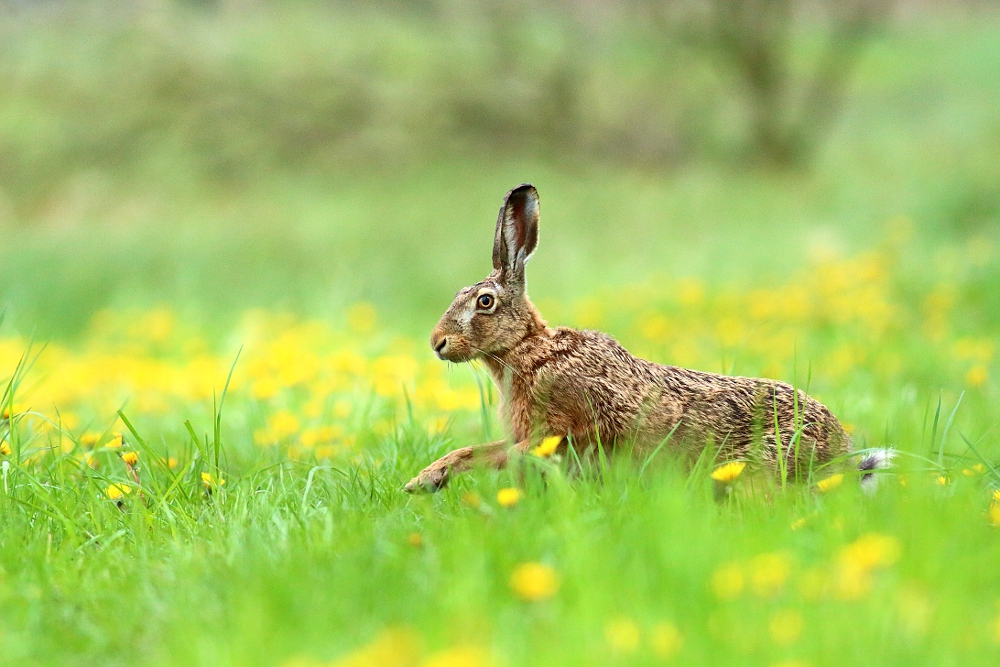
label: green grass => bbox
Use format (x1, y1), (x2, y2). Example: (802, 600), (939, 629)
(2, 4), (1000, 666)
(2, 419), (1000, 667)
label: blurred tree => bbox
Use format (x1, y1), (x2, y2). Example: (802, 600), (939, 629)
(646, 0), (894, 167)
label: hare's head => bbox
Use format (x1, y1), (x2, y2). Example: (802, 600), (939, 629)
(431, 184), (546, 363)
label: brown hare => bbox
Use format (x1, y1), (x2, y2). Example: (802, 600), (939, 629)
(404, 184), (890, 493)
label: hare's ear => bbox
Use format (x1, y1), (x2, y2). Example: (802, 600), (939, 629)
(492, 184), (539, 292)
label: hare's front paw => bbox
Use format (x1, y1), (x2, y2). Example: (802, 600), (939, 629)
(404, 464), (450, 494)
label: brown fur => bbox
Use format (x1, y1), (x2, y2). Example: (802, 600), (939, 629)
(404, 184), (851, 492)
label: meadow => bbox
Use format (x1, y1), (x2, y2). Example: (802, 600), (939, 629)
(2, 3), (1000, 666)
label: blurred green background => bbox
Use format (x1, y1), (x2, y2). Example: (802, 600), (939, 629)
(4, 4), (1000, 666)
(1, 0), (999, 338)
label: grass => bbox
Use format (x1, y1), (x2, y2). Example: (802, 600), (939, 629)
(2, 414), (1000, 666)
(2, 238), (999, 665)
(2, 4), (1000, 666)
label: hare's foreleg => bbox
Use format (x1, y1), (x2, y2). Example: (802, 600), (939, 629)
(404, 439), (531, 493)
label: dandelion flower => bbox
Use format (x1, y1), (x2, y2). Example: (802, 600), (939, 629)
(421, 646), (493, 667)
(0, 440), (10, 456)
(988, 503), (1000, 527)
(935, 475), (949, 486)
(649, 622), (683, 658)
(0, 404), (25, 420)
(322, 627), (420, 667)
(604, 617), (641, 654)
(816, 473), (843, 493)
(105, 433), (124, 449)
(106, 483), (132, 500)
(993, 489), (1000, 504)
(751, 552), (791, 598)
(966, 365), (988, 387)
(533, 435), (562, 458)
(201, 472), (225, 489)
(122, 451), (138, 466)
(841, 533), (901, 570)
(769, 609), (803, 645)
(496, 487), (521, 508)
(710, 562), (744, 600)
(963, 464), (985, 476)
(509, 562), (559, 601)
(835, 533), (901, 599)
(711, 461), (746, 483)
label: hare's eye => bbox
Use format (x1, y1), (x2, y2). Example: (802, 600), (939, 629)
(477, 294), (495, 309)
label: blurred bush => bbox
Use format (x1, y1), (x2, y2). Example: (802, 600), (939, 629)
(645, 0), (895, 166)
(2, 0), (950, 219)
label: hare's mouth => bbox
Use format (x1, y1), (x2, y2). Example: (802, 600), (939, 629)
(437, 348), (474, 363)
(432, 335), (474, 363)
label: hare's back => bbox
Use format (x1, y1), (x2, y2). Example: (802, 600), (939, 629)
(646, 363), (852, 464)
(527, 327), (850, 464)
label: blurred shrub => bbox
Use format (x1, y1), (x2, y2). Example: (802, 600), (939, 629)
(0, 0), (976, 220)
(0, 0), (704, 216)
(644, 0), (895, 166)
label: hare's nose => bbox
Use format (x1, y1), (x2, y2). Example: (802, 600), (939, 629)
(430, 331), (448, 355)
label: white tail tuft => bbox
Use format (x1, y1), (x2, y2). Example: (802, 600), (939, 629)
(858, 449), (895, 494)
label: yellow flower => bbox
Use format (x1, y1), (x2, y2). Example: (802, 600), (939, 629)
(962, 463), (985, 476)
(835, 533), (901, 599)
(327, 627), (420, 667)
(167, 457), (179, 469)
(769, 609), (803, 645)
(509, 562), (560, 601)
(935, 475), (949, 486)
(816, 473), (843, 493)
(988, 503), (1000, 527)
(750, 552), (791, 598)
(649, 622), (683, 658)
(106, 483), (132, 500)
(710, 562), (744, 600)
(604, 617), (641, 654)
(105, 433), (124, 449)
(711, 461), (746, 483)
(841, 533), (901, 570)
(496, 487), (521, 508)
(532, 435), (562, 458)
(993, 489), (1000, 504)
(201, 472), (226, 489)
(420, 646), (493, 667)
(0, 440), (10, 456)
(0, 403), (25, 420)
(966, 364), (988, 387)
(790, 518), (807, 531)
(79, 433), (100, 449)
(122, 451), (139, 466)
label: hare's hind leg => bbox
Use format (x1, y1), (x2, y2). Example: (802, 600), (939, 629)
(404, 439), (530, 493)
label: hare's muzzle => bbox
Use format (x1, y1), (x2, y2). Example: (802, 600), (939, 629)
(430, 329), (449, 358)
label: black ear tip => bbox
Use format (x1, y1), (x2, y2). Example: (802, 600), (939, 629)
(510, 183), (537, 199)
(503, 184), (539, 211)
